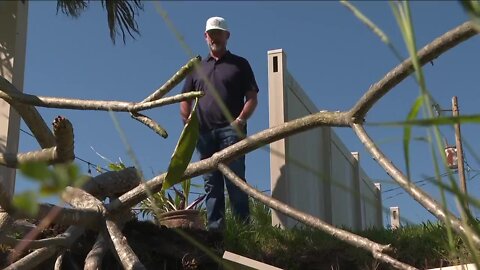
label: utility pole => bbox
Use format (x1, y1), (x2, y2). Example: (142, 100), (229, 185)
(452, 96), (468, 197)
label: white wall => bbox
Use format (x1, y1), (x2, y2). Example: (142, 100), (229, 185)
(268, 49), (381, 230)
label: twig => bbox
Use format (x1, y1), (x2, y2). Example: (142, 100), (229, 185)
(130, 111), (168, 138)
(217, 163), (417, 270)
(352, 123), (480, 247)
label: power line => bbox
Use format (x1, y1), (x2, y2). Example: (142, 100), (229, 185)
(382, 171), (451, 194)
(19, 128), (111, 172)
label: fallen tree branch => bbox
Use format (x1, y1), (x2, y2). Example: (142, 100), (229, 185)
(5, 226), (85, 270)
(0, 148), (64, 168)
(104, 218), (146, 270)
(0, 234), (68, 249)
(141, 56), (201, 103)
(10, 203), (101, 229)
(349, 21), (478, 120)
(5, 246), (58, 270)
(84, 234), (108, 270)
(0, 87), (203, 112)
(107, 110), (351, 211)
(217, 163), (417, 270)
(81, 166), (141, 200)
(129, 91), (204, 138)
(134, 91), (203, 111)
(54, 252), (64, 270)
(352, 123), (480, 247)
(64, 187), (144, 270)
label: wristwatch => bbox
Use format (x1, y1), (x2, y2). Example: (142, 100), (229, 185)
(236, 117), (246, 125)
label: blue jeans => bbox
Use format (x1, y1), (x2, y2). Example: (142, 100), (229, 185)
(196, 125), (250, 231)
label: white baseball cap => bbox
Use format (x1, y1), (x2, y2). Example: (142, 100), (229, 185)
(205, 16), (229, 32)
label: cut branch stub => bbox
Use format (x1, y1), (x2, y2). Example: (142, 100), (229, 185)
(52, 116), (75, 162)
(0, 116), (75, 168)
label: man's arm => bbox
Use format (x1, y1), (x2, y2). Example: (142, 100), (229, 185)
(180, 100), (192, 125)
(236, 90), (258, 123)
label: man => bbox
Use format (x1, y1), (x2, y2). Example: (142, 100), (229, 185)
(180, 16), (259, 231)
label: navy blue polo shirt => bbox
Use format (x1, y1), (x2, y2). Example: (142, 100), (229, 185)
(182, 51), (259, 132)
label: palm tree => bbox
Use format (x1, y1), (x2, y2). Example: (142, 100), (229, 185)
(53, 0), (144, 44)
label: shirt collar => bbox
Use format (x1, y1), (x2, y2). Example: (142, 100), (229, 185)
(206, 50), (231, 62)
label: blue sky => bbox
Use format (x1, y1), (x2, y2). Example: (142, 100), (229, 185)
(17, 1), (480, 226)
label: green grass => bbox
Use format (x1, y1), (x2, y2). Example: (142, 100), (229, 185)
(222, 199), (474, 270)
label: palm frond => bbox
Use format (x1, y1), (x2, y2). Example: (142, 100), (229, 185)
(102, 0), (143, 44)
(56, 0), (144, 44)
(56, 0), (88, 18)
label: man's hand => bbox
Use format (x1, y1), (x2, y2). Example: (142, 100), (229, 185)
(231, 117), (246, 129)
(180, 100), (192, 125)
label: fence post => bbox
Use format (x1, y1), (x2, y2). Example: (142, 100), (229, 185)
(268, 49), (288, 228)
(351, 152), (362, 230)
(374, 183), (383, 228)
(390, 206), (400, 230)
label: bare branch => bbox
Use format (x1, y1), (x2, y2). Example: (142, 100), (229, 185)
(0, 76), (55, 148)
(217, 163), (417, 270)
(107, 110), (351, 211)
(130, 111), (168, 138)
(11, 204), (101, 229)
(82, 167), (141, 200)
(5, 246), (58, 270)
(352, 123), (480, 247)
(63, 187), (142, 269)
(54, 252), (64, 270)
(104, 218), (146, 270)
(84, 234), (108, 270)
(0, 87), (203, 112)
(0, 234), (68, 249)
(133, 91), (204, 111)
(0, 147), (59, 168)
(349, 21), (478, 120)
(141, 56), (202, 103)
(5, 226), (84, 270)
(62, 187), (105, 212)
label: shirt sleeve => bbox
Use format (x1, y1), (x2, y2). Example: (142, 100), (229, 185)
(243, 60), (259, 94)
(181, 73), (194, 94)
